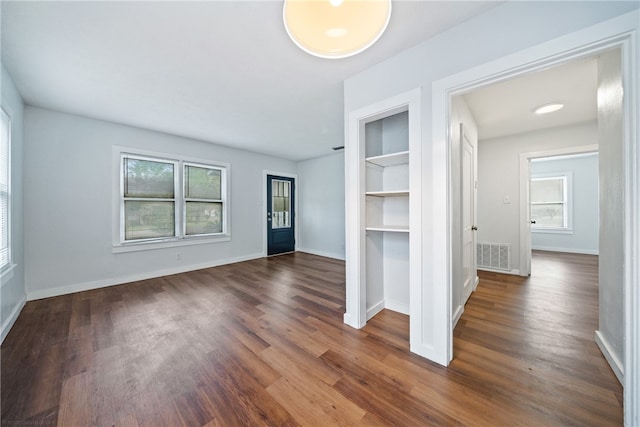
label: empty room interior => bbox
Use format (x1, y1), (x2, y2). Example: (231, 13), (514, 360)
(1, 1), (639, 426)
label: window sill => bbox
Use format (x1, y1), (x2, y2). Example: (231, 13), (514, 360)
(532, 228), (573, 235)
(0, 263), (17, 284)
(112, 235), (231, 253)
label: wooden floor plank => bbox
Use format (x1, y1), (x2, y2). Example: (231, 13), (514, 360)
(1, 251), (623, 426)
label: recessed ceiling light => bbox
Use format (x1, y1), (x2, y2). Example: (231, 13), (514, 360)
(534, 103), (564, 115)
(283, 0), (392, 59)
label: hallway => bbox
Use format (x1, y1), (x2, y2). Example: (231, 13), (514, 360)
(453, 250), (622, 425)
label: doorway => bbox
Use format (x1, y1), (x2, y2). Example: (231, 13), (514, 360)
(439, 40), (632, 416)
(519, 145), (599, 276)
(266, 174), (296, 255)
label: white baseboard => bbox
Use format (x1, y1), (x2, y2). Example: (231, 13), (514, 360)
(343, 312), (363, 329)
(595, 330), (624, 385)
(26, 253), (264, 301)
(297, 248), (345, 261)
(532, 246), (599, 255)
(385, 300), (409, 316)
(477, 267), (521, 276)
(366, 300), (385, 320)
(1, 295), (26, 344)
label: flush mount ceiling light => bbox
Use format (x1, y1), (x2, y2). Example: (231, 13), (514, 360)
(283, 0), (392, 59)
(534, 102), (565, 115)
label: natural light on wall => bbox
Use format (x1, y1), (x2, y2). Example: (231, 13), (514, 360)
(283, 0), (392, 59)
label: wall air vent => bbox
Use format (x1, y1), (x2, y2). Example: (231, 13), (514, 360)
(477, 242), (511, 271)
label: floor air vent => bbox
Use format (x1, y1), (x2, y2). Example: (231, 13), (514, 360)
(477, 242), (510, 271)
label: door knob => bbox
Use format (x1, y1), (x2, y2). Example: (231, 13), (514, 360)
(531, 220), (536, 224)
(471, 226), (478, 231)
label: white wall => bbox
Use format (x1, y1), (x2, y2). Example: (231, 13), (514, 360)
(531, 154), (599, 254)
(0, 64), (25, 341)
(24, 107), (296, 299)
(477, 122), (598, 272)
(296, 152), (345, 260)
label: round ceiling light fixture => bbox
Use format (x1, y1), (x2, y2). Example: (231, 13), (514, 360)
(283, 0), (392, 59)
(533, 102), (565, 115)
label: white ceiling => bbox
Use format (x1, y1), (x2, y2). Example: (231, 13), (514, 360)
(463, 56), (598, 141)
(1, 0), (501, 161)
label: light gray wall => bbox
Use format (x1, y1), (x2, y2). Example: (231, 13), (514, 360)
(531, 154), (599, 254)
(24, 107), (296, 299)
(297, 152), (345, 260)
(0, 64), (25, 341)
(597, 48), (624, 371)
(477, 122), (598, 272)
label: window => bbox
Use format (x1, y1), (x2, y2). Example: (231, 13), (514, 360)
(0, 108), (10, 270)
(271, 179), (291, 229)
(530, 174), (570, 231)
(119, 152), (228, 246)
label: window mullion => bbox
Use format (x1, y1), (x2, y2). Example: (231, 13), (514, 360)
(177, 160), (184, 239)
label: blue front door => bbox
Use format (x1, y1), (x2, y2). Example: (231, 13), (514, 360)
(267, 175), (295, 255)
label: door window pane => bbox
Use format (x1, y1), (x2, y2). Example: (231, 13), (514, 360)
(124, 201), (175, 240)
(185, 202), (222, 235)
(272, 180), (290, 229)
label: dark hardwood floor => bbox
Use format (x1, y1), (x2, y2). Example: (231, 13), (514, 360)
(1, 251), (622, 426)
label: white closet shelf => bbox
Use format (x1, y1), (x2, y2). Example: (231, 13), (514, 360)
(365, 151), (409, 167)
(365, 190), (409, 197)
(366, 225), (409, 233)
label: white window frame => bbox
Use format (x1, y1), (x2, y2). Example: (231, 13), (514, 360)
(120, 153), (180, 244)
(182, 161), (228, 237)
(530, 172), (573, 234)
(0, 107), (11, 273)
(112, 147), (231, 253)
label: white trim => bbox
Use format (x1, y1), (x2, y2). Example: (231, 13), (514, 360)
(0, 107), (11, 270)
(596, 330), (624, 385)
(0, 262), (16, 283)
(297, 248), (345, 261)
(531, 229), (573, 235)
(477, 267), (521, 276)
(385, 300), (409, 316)
(262, 170), (299, 257)
(343, 89), (422, 357)
(531, 246), (598, 255)
(531, 151), (598, 162)
(432, 14), (639, 397)
(1, 294), (25, 343)
(26, 252), (263, 301)
(112, 235), (232, 253)
(366, 300), (385, 320)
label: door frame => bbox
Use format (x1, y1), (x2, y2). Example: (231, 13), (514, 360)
(518, 144), (598, 277)
(432, 12), (638, 423)
(263, 170), (298, 257)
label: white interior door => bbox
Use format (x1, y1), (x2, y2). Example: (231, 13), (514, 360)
(461, 124), (477, 303)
